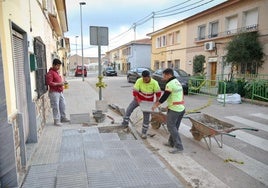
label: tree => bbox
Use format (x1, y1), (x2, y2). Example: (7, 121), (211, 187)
(225, 32), (264, 74)
(193, 55), (205, 75)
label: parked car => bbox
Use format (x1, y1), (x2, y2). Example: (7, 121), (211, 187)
(103, 67), (117, 76)
(127, 67), (154, 83)
(152, 69), (190, 94)
(75, 65), (87, 77)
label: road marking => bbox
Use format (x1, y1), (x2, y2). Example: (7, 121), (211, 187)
(225, 116), (268, 132)
(235, 130), (268, 152)
(251, 113), (268, 121)
(180, 123), (268, 187)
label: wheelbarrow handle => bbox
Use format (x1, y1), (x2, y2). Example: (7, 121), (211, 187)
(240, 128), (259, 131)
(221, 133), (236, 137)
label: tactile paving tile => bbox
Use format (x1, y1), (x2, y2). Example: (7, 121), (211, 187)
(143, 168), (179, 186)
(102, 140), (124, 149)
(121, 139), (145, 149)
(59, 151), (84, 162)
(84, 148), (105, 159)
(57, 161), (86, 176)
(133, 156), (162, 169)
(56, 174), (88, 188)
(21, 164), (57, 188)
(127, 147), (152, 158)
(88, 171), (120, 188)
(104, 148), (131, 160)
(86, 159), (114, 173)
(111, 158), (138, 171)
(100, 133), (120, 141)
(70, 113), (91, 124)
(115, 169), (150, 187)
(82, 133), (102, 142)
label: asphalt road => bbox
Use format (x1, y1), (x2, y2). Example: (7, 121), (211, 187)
(76, 73), (268, 188)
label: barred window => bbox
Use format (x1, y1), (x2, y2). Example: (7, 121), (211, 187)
(34, 37), (48, 98)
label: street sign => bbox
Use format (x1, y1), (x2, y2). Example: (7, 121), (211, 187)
(90, 26), (108, 46)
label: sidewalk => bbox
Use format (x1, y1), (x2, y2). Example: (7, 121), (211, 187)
(21, 80), (184, 188)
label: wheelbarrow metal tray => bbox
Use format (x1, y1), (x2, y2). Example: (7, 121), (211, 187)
(189, 113), (234, 138)
(189, 113), (235, 149)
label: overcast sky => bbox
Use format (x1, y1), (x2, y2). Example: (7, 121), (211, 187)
(65, 0), (226, 57)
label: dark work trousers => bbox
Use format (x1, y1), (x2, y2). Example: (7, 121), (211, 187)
(166, 109), (185, 150)
(123, 99), (150, 134)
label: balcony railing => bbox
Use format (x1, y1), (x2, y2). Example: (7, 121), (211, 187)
(195, 24), (259, 42)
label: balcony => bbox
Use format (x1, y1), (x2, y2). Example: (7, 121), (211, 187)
(195, 24), (259, 42)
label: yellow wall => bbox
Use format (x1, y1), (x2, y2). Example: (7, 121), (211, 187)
(0, 0), (60, 117)
(150, 22), (188, 71)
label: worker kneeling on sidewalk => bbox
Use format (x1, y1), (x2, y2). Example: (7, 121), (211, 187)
(121, 70), (161, 139)
(152, 68), (185, 154)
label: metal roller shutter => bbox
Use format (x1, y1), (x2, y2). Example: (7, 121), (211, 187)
(12, 30), (29, 141)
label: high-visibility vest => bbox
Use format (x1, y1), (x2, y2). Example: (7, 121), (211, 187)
(165, 78), (185, 112)
(133, 78), (161, 102)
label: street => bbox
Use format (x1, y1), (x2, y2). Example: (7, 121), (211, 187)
(84, 73), (268, 188)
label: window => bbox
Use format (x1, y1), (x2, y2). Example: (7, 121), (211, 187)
(168, 33), (174, 45)
(156, 35), (166, 48)
(156, 37), (161, 48)
(161, 61), (165, 68)
(175, 31), (181, 43)
(198, 25), (206, 40)
(243, 8), (258, 30)
(167, 61), (172, 68)
(209, 21), (218, 38)
(226, 15), (238, 34)
(154, 61), (160, 70)
(34, 37), (48, 98)
(123, 46), (131, 56)
(174, 60), (180, 69)
(162, 35), (166, 47)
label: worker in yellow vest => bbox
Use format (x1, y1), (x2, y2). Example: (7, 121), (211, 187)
(152, 68), (185, 154)
(121, 70), (161, 139)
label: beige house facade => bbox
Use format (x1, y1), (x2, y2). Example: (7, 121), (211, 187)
(147, 22), (188, 72)
(0, 0), (68, 187)
(148, 0), (268, 80)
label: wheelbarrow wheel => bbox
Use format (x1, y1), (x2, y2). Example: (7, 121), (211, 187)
(190, 126), (203, 141)
(151, 113), (166, 129)
(151, 121), (161, 129)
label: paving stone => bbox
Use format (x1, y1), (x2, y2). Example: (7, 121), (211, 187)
(70, 113), (91, 124)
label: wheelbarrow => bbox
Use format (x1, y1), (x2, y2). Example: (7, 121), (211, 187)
(188, 113), (259, 149)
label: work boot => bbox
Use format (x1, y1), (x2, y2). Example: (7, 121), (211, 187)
(54, 119), (63, 126)
(121, 119), (129, 127)
(61, 117), (70, 123)
(141, 133), (147, 139)
(163, 142), (173, 148)
(169, 147), (183, 154)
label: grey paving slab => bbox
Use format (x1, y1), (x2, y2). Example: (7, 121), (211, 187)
(111, 158), (138, 171)
(100, 132), (120, 141)
(21, 164), (57, 188)
(70, 113), (91, 124)
(86, 159), (114, 173)
(88, 171), (120, 188)
(56, 174), (88, 188)
(102, 140), (124, 149)
(23, 125), (183, 188)
(84, 148), (106, 159)
(57, 161), (86, 176)
(82, 132), (102, 142)
(105, 148), (131, 160)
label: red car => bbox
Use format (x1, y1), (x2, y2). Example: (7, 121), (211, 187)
(75, 65), (87, 77)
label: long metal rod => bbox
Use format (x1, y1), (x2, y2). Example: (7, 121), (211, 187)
(80, 3), (85, 81)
